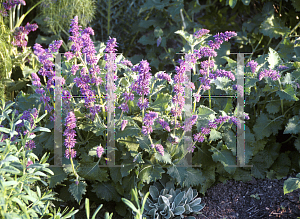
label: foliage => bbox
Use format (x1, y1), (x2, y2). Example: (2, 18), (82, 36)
(122, 187), (150, 219)
(0, 98), (78, 218)
(1, 0), (300, 217)
(34, 0), (97, 51)
(141, 179), (205, 219)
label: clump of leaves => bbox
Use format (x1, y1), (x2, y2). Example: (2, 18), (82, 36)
(140, 180), (205, 219)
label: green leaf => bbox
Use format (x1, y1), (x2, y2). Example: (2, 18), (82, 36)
(241, 0), (250, 6)
(22, 66), (36, 79)
(48, 167), (68, 188)
(120, 163), (135, 178)
(138, 34), (156, 46)
(259, 14), (290, 39)
(139, 164), (164, 184)
(183, 168), (204, 187)
(251, 143), (280, 179)
(283, 177), (300, 195)
(78, 163), (109, 182)
(35, 34), (59, 45)
(116, 126), (140, 140)
(196, 105), (216, 117)
(149, 93), (172, 112)
(268, 47), (281, 70)
(118, 136), (139, 153)
(154, 151), (172, 164)
(291, 0), (300, 11)
(209, 148), (236, 175)
(175, 30), (193, 45)
(283, 115), (300, 134)
(32, 127), (51, 133)
(154, 27), (163, 37)
(271, 153), (291, 179)
(92, 182), (120, 202)
(253, 113), (283, 141)
(209, 129), (222, 142)
(69, 181), (87, 204)
(0, 127), (10, 134)
(167, 165), (187, 185)
(265, 101), (281, 114)
(294, 138), (300, 153)
(226, 0), (237, 8)
(276, 84), (299, 101)
(0, 165), (20, 174)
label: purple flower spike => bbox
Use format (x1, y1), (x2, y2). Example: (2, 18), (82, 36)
(121, 120), (128, 131)
(96, 146), (104, 158)
(155, 144), (164, 156)
(64, 111), (77, 159)
(246, 60), (258, 73)
(259, 69), (281, 81)
(193, 133), (205, 143)
(194, 28), (210, 39)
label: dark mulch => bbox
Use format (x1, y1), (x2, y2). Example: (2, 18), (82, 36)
(66, 172), (300, 219)
(194, 172), (300, 219)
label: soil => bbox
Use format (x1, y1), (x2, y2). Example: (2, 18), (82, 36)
(70, 172), (300, 219)
(195, 171), (300, 219)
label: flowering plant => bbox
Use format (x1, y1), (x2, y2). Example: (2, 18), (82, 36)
(9, 14), (300, 218)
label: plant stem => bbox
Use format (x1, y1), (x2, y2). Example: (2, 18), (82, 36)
(275, 20), (300, 51)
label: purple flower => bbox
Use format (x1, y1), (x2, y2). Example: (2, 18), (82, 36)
(193, 133), (205, 143)
(3, 0), (26, 11)
(121, 120), (128, 131)
(119, 102), (129, 113)
(120, 59), (133, 67)
(194, 28), (210, 38)
(155, 144), (164, 156)
(158, 118), (171, 132)
(229, 116), (241, 129)
(208, 120), (218, 129)
(157, 36), (162, 47)
(232, 84), (244, 97)
(137, 97), (149, 111)
(96, 146), (104, 158)
(64, 51), (74, 61)
(142, 126), (153, 135)
(173, 83), (185, 94)
(26, 160), (33, 168)
(194, 46), (217, 58)
(215, 116), (231, 124)
(123, 92), (134, 101)
(71, 65), (79, 75)
(12, 23), (38, 48)
(105, 36), (118, 53)
(277, 65), (289, 71)
(46, 40), (62, 53)
(64, 111), (77, 159)
(259, 69), (281, 81)
(193, 93), (201, 102)
(156, 72), (172, 82)
(246, 60), (258, 73)
(182, 115), (198, 132)
(201, 126), (211, 135)
(208, 31), (237, 50)
(141, 111), (158, 135)
(65, 148), (76, 159)
(31, 73), (41, 87)
(132, 60), (152, 99)
(25, 139), (36, 150)
(215, 69), (235, 81)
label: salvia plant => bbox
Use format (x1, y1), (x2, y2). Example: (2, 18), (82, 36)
(6, 12), (299, 217)
(0, 98), (78, 218)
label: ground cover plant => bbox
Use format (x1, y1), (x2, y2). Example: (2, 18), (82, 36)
(0, 0), (300, 218)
